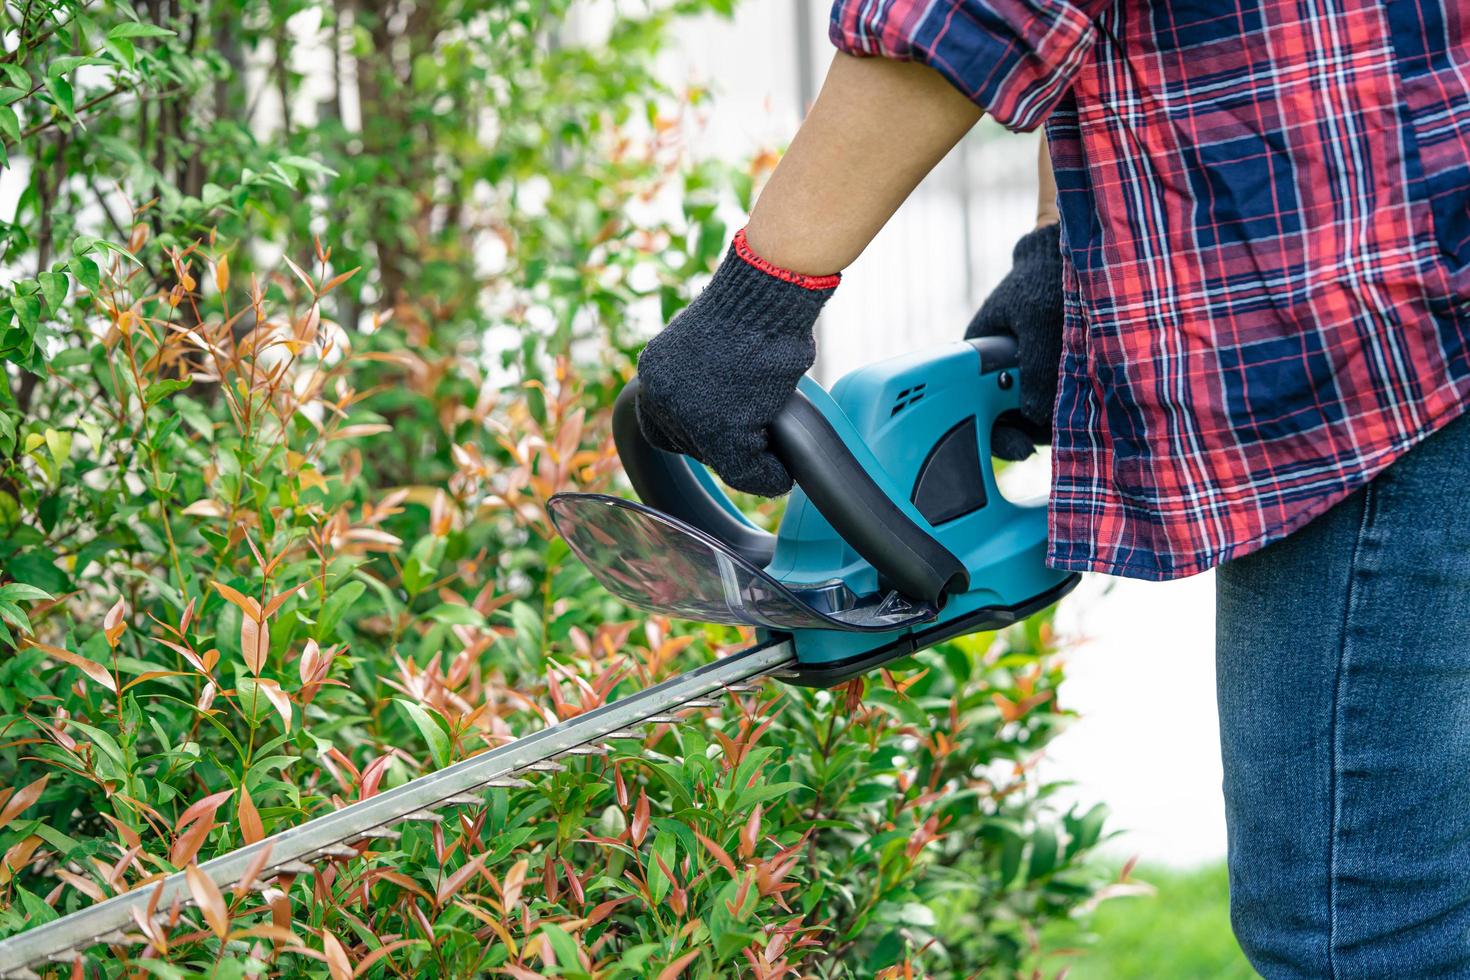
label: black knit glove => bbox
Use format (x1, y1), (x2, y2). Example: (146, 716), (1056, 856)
(965, 222), (1064, 461)
(636, 230), (838, 496)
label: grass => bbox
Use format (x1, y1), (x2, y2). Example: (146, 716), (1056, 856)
(1043, 863), (1257, 979)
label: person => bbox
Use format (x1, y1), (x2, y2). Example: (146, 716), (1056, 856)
(633, 2), (1470, 977)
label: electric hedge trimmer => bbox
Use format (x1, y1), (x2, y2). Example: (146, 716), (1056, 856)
(0, 335), (1077, 977)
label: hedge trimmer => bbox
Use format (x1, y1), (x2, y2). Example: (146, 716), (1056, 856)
(0, 336), (1076, 976)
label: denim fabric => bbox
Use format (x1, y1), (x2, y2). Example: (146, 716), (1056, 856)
(1217, 410), (1470, 978)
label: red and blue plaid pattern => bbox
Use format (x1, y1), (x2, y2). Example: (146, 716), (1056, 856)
(832, 0), (1470, 580)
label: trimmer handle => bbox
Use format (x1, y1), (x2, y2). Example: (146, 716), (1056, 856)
(612, 378), (968, 605)
(611, 381), (778, 568)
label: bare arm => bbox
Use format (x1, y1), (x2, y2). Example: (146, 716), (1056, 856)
(1036, 133), (1059, 227)
(743, 52), (983, 276)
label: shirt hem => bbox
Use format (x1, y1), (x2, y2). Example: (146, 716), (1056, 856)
(1047, 394), (1470, 582)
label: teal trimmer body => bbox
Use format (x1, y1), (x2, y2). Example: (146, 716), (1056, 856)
(548, 337), (1079, 687)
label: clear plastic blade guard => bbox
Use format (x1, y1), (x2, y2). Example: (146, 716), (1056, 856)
(547, 494), (938, 632)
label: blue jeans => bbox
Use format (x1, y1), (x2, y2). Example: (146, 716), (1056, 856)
(1217, 411), (1470, 978)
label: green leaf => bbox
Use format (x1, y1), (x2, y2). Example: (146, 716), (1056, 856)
(43, 76), (75, 123)
(28, 820), (83, 855)
(71, 235), (142, 266)
(0, 599), (32, 633)
(1027, 825), (1058, 881)
(10, 293), (41, 331)
(16, 887), (57, 927)
(106, 36), (136, 70)
(107, 22), (177, 40)
(1066, 802), (1109, 858)
(36, 271), (67, 312)
(315, 580), (365, 640)
(0, 583), (53, 603)
(423, 603), (484, 626)
(897, 902), (936, 928)
(144, 377), (192, 406)
(393, 699), (450, 769)
(0, 106), (18, 144)
(0, 65), (29, 88)
(68, 256), (99, 293)
(997, 829), (1023, 887)
(44, 427), (71, 468)
(277, 154), (337, 178)
(65, 719), (127, 775)
(46, 56), (109, 80)
(539, 924), (584, 978)
(4, 554), (69, 595)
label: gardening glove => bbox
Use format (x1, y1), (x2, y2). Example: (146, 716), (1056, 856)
(636, 228), (839, 497)
(965, 221), (1064, 461)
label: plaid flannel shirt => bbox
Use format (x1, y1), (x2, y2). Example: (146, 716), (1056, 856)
(831, 0), (1470, 580)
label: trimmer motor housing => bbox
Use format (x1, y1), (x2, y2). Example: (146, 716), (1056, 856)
(549, 337), (1080, 687)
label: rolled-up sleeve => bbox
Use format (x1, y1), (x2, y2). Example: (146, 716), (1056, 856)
(830, 0), (1109, 131)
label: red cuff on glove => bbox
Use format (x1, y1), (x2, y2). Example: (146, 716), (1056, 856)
(732, 228), (842, 291)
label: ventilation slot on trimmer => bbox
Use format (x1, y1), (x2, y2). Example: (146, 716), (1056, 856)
(889, 382), (927, 416)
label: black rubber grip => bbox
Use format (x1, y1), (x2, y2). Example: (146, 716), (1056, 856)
(768, 395), (969, 604)
(967, 334), (1020, 374)
(612, 381), (777, 568)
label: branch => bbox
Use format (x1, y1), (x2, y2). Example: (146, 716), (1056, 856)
(0, 0), (99, 66)
(11, 81), (190, 145)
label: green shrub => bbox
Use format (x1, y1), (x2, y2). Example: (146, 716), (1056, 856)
(0, 1), (1110, 975)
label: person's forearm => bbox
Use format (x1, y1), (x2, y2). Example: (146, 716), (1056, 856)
(743, 53), (982, 276)
(1036, 133), (1059, 228)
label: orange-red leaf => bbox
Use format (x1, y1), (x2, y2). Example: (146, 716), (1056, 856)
(371, 869), (432, 903)
(235, 843), (274, 899)
(238, 786), (264, 845)
(0, 774), (48, 833)
(54, 868), (104, 902)
(322, 929), (352, 980)
(28, 641), (116, 693)
(0, 835), (43, 885)
(630, 789), (649, 847)
(739, 805), (762, 861)
(319, 267), (360, 297)
(585, 896), (631, 927)
(352, 938), (420, 977)
(694, 831), (737, 877)
(503, 858), (528, 910)
(121, 670), (189, 693)
(241, 615), (270, 676)
(262, 586), (301, 620)
(282, 255), (315, 294)
(211, 581), (261, 620)
(655, 949), (702, 980)
(170, 816), (213, 867)
(435, 854), (486, 906)
(186, 863), (229, 939)
(103, 598), (128, 648)
(255, 678), (291, 731)
(299, 639), (322, 686)
(176, 789), (234, 833)
(228, 923), (296, 944)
